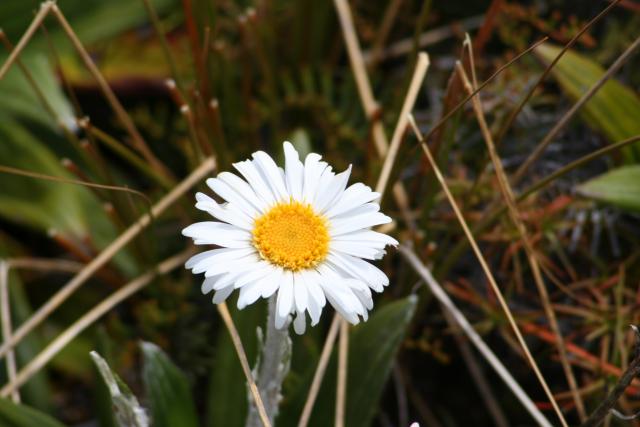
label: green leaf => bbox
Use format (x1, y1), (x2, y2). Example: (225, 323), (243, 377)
(278, 296), (417, 427)
(141, 342), (199, 427)
(1, 0), (179, 51)
(577, 165), (640, 211)
(346, 296), (417, 427)
(91, 351), (149, 427)
(0, 398), (66, 427)
(534, 43), (640, 162)
(0, 54), (74, 130)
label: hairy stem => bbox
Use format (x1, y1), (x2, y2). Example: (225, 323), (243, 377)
(246, 297), (292, 427)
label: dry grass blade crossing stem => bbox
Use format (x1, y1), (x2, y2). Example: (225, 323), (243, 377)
(399, 246), (553, 427)
(47, 4), (174, 181)
(375, 52), (430, 197)
(0, 251), (191, 397)
(0, 1), (54, 80)
(298, 315), (341, 427)
(0, 261), (19, 403)
(457, 62), (579, 424)
(0, 157), (216, 362)
(407, 115), (569, 427)
(216, 302), (271, 427)
(513, 34), (640, 183)
(333, 0), (415, 231)
(495, 0), (624, 147)
(335, 319), (350, 427)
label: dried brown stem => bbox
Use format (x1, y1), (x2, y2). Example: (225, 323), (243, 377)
(0, 157), (215, 362)
(0, 251), (191, 397)
(456, 62), (577, 424)
(408, 115), (566, 427)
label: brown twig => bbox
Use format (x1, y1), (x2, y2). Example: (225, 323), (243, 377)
(0, 251), (191, 397)
(217, 302), (271, 427)
(298, 315), (341, 427)
(513, 34), (640, 183)
(0, 157), (215, 361)
(580, 326), (640, 427)
(408, 115), (565, 427)
(335, 319), (349, 427)
(456, 61), (575, 425)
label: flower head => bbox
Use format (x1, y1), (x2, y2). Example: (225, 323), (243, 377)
(183, 142), (397, 333)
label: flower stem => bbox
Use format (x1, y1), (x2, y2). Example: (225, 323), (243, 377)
(246, 296), (292, 427)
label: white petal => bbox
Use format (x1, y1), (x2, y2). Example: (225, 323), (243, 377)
(325, 183), (380, 218)
(302, 153), (328, 203)
(186, 247), (255, 273)
(333, 230), (398, 248)
(217, 172), (268, 213)
(293, 273), (309, 314)
(201, 275), (221, 294)
(330, 241), (385, 260)
(316, 165), (352, 213)
(195, 192), (253, 230)
(329, 212), (392, 236)
(327, 253), (389, 292)
(237, 280), (266, 309)
(316, 265), (362, 323)
(233, 160), (277, 206)
(283, 141), (304, 201)
(259, 271), (282, 299)
(204, 253), (261, 277)
(331, 202), (380, 219)
(212, 285), (234, 304)
(252, 151), (289, 202)
(276, 271), (294, 327)
(206, 177), (259, 218)
(233, 261), (273, 288)
(311, 166), (334, 209)
(182, 222), (252, 248)
(293, 312), (306, 335)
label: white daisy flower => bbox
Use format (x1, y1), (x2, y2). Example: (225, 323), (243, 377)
(183, 141), (398, 334)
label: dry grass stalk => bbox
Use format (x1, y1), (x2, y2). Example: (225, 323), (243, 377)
(298, 315), (341, 427)
(0, 157), (216, 362)
(513, 34), (640, 183)
(399, 246), (553, 427)
(375, 52), (430, 197)
(0, 261), (19, 403)
(332, 0), (415, 232)
(335, 319), (350, 427)
(216, 302), (271, 427)
(456, 61), (578, 424)
(0, 250), (191, 397)
(407, 115), (568, 427)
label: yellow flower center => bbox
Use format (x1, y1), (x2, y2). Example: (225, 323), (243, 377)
(252, 201), (329, 271)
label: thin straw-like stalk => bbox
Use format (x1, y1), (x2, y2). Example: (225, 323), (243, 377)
(0, 261), (19, 403)
(375, 52), (430, 197)
(7, 258), (83, 273)
(0, 157), (216, 361)
(0, 1), (54, 80)
(0, 251), (190, 397)
(49, 4), (172, 180)
(335, 319), (349, 427)
(333, 0), (415, 231)
(513, 34), (640, 183)
(298, 315), (341, 427)
(415, 37), (548, 149)
(456, 63), (577, 424)
(399, 246), (552, 427)
(408, 115), (568, 427)
(216, 302), (271, 427)
(368, 0), (405, 68)
(494, 0), (624, 147)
